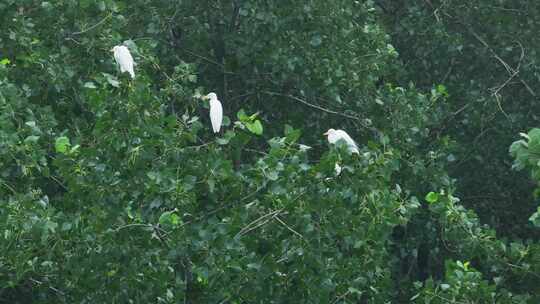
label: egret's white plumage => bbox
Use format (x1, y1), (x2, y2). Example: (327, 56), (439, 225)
(205, 92), (223, 133)
(324, 128), (359, 154)
(112, 45), (135, 79)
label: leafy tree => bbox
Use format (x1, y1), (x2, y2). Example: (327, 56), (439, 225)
(1, 1), (540, 303)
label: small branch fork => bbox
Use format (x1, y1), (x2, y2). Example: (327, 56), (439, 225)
(234, 209), (284, 238)
(262, 91), (360, 122)
(71, 13), (112, 36)
(234, 209), (305, 240)
(29, 278), (65, 297)
(468, 35), (534, 97)
(234, 191), (308, 239)
(424, 2), (536, 98)
(261, 91), (380, 135)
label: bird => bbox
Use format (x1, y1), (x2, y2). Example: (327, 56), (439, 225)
(111, 45), (135, 79)
(202, 92), (223, 133)
(323, 128), (359, 154)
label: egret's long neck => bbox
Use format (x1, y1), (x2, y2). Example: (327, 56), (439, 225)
(209, 98), (220, 106)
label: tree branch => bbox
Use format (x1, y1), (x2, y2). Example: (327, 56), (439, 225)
(71, 13), (112, 36)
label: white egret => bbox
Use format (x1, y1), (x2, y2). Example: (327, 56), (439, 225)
(323, 128), (359, 154)
(202, 92), (223, 133)
(111, 45), (135, 79)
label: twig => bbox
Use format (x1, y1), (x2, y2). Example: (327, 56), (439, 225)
(230, 0), (241, 32)
(115, 223), (154, 231)
(64, 37), (82, 45)
(29, 278), (65, 296)
(466, 27), (535, 97)
(493, 93), (511, 121)
(178, 186), (266, 228)
(183, 49), (223, 68)
(184, 142), (212, 149)
(489, 41), (525, 97)
(440, 58), (455, 83)
(262, 91), (361, 122)
(430, 292), (467, 304)
(506, 262), (540, 279)
(0, 180), (16, 194)
(228, 92), (256, 101)
(235, 191), (306, 239)
(426, 3), (536, 97)
(50, 175), (68, 191)
(275, 216), (304, 239)
(115, 223), (167, 235)
(452, 103), (470, 117)
(235, 209), (283, 238)
(331, 290), (351, 304)
(245, 148), (268, 156)
(180, 206), (228, 228)
(71, 13), (112, 36)
(486, 6), (522, 13)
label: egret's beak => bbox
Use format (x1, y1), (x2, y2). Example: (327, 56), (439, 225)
(323, 131), (329, 136)
(201, 95), (209, 100)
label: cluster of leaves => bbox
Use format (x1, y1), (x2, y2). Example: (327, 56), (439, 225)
(1, 0), (540, 303)
(377, 1), (540, 301)
(381, 0), (540, 238)
(413, 260), (531, 303)
(510, 129), (540, 227)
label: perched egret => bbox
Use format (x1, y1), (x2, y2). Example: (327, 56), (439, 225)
(202, 92), (223, 133)
(323, 128), (359, 154)
(111, 45), (135, 79)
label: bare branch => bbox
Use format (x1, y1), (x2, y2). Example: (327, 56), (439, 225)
(262, 91), (361, 122)
(465, 27), (535, 97)
(29, 278), (65, 296)
(275, 216), (304, 239)
(234, 209), (284, 238)
(71, 13), (112, 36)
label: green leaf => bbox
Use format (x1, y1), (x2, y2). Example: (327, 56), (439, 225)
(159, 210), (181, 226)
(0, 58), (10, 65)
(222, 115), (231, 126)
(24, 135), (40, 144)
(216, 137), (230, 145)
(436, 84), (448, 96)
(83, 81), (97, 89)
(529, 207), (540, 227)
(103, 73), (120, 87)
(207, 178), (216, 193)
(347, 287), (363, 295)
(246, 120), (263, 135)
(267, 170), (279, 181)
(236, 109), (249, 121)
(285, 129), (301, 143)
(45, 220), (58, 233)
(425, 192), (439, 204)
(527, 128), (540, 153)
(248, 112), (260, 120)
(55, 136), (70, 154)
(70, 144), (80, 154)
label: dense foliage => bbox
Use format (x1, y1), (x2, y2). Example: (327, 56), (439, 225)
(1, 1), (539, 303)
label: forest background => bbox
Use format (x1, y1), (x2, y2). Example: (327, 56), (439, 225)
(2, 1), (540, 303)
